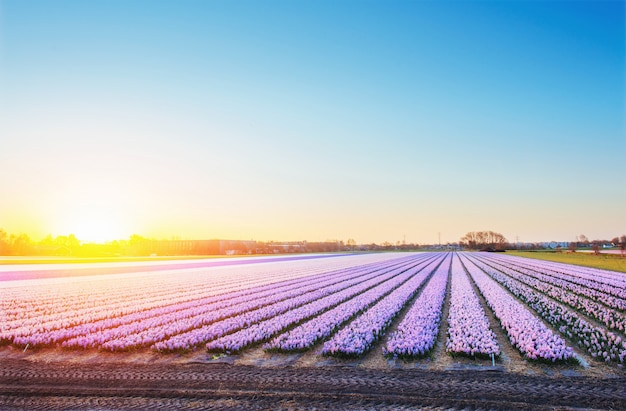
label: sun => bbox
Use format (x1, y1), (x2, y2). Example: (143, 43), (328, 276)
(65, 208), (128, 243)
(72, 219), (120, 243)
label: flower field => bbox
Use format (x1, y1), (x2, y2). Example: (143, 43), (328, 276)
(1, 252), (626, 368)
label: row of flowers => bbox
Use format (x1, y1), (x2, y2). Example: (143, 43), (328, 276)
(460, 255), (575, 362)
(381, 255), (451, 358)
(496, 255), (626, 301)
(481, 255), (626, 312)
(2, 268), (221, 323)
(262, 255), (443, 354)
(468, 255), (625, 364)
(1, 254), (396, 324)
(4, 254), (410, 349)
(3, 267), (320, 340)
(1, 257), (347, 332)
(205, 255), (441, 354)
(72, 257), (423, 351)
(7, 266), (314, 346)
(2, 256), (354, 317)
(476, 257), (626, 333)
(445, 254), (500, 358)
(150, 255), (433, 352)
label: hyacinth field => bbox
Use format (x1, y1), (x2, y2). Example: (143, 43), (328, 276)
(2, 252), (626, 368)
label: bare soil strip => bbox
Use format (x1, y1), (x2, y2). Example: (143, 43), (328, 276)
(1, 358), (624, 411)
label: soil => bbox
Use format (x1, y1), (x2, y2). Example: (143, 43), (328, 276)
(1, 347), (625, 411)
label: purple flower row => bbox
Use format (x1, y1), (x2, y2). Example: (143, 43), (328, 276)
(64, 258), (406, 350)
(5, 255), (407, 349)
(460, 255), (574, 362)
(494, 254), (626, 300)
(382, 255), (451, 358)
(264, 255), (443, 353)
(7, 260), (352, 348)
(3, 268), (317, 343)
(76, 259), (413, 351)
(3, 273), (199, 328)
(445, 254), (499, 357)
(2, 263), (296, 324)
(476, 256), (626, 333)
(467, 255), (625, 364)
(205, 255), (439, 354)
(154, 255), (432, 352)
(480, 254), (626, 312)
(520, 255), (626, 289)
(2, 259), (340, 338)
(509, 257), (626, 304)
(1, 253), (402, 325)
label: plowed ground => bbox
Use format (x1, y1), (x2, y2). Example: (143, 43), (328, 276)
(1, 353), (625, 411)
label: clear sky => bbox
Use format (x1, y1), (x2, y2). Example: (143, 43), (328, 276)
(1, 0), (624, 244)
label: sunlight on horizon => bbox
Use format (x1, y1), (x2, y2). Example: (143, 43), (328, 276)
(56, 207), (130, 243)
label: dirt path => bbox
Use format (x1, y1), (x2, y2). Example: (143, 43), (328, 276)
(1, 357), (625, 410)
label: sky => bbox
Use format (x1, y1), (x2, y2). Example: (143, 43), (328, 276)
(0, 0), (624, 245)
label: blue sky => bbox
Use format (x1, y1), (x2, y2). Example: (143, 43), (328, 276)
(1, 0), (624, 244)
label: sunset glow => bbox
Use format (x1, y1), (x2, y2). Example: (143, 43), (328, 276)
(62, 211), (127, 244)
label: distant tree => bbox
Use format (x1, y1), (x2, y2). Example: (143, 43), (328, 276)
(68, 234), (80, 250)
(129, 234), (147, 244)
(40, 235), (55, 247)
(568, 241), (577, 253)
(579, 234), (589, 246)
(591, 242), (601, 255)
(460, 230), (507, 250)
(11, 233), (34, 255)
(256, 241), (270, 254)
(346, 238), (356, 251)
(0, 229), (10, 255)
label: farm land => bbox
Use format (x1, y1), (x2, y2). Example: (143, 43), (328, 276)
(1, 252), (626, 410)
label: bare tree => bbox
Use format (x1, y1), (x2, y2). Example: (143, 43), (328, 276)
(460, 231), (507, 250)
(346, 238), (356, 251)
(591, 242), (601, 255)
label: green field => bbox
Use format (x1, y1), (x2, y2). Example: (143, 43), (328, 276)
(506, 251), (626, 273)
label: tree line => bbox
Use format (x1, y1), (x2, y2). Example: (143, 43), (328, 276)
(459, 230), (626, 254)
(0, 229), (119, 256)
(0, 229), (423, 257)
(2, 228), (624, 256)
(459, 231), (507, 250)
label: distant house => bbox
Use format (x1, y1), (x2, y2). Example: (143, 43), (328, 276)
(542, 241), (570, 250)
